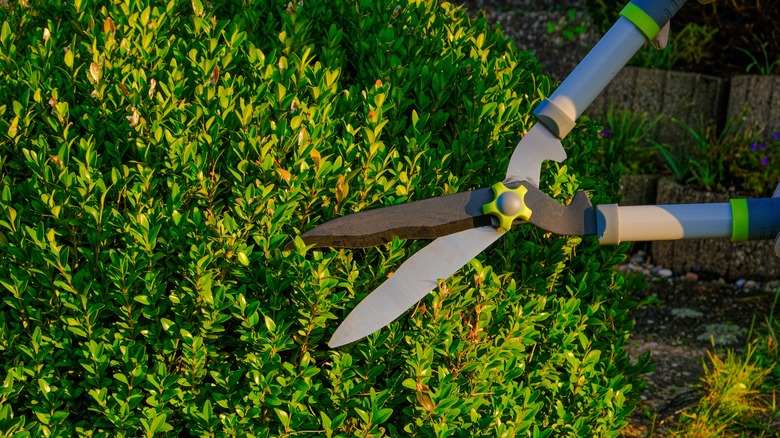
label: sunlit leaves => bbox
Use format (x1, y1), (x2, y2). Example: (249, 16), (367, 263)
(0, 0), (640, 436)
(88, 61), (102, 83)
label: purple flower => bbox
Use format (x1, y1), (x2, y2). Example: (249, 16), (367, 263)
(760, 143), (767, 151)
(773, 132), (780, 141)
(751, 143), (759, 151)
(761, 156), (769, 166)
(600, 129), (612, 139)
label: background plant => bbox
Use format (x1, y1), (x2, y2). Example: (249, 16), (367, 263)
(728, 131), (780, 196)
(736, 34), (780, 76)
(654, 118), (733, 191)
(546, 8), (588, 45)
(671, 292), (780, 438)
(594, 106), (664, 176)
(655, 116), (780, 196)
(627, 23), (718, 71)
(672, 346), (774, 437)
(0, 0), (647, 435)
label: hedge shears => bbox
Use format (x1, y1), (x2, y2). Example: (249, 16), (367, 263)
(297, 0), (780, 348)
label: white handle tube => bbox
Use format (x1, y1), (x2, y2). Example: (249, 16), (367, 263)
(550, 17), (646, 121)
(597, 203), (733, 245)
(533, 17), (647, 138)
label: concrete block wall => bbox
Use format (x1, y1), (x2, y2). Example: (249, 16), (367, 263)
(586, 67), (780, 143)
(587, 68), (780, 279)
(727, 75), (780, 136)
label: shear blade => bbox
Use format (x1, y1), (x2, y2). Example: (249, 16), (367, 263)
(328, 226), (504, 347)
(300, 182), (597, 250)
(300, 188), (494, 248)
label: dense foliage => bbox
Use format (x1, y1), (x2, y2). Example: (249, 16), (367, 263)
(0, 0), (644, 435)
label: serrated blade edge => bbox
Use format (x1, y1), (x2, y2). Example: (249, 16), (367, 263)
(328, 226), (503, 347)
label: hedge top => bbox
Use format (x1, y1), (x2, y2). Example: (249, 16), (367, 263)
(0, 0), (642, 436)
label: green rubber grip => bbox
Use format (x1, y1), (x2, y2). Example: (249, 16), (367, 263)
(621, 0), (687, 40)
(730, 198), (749, 242)
(619, 3), (660, 40)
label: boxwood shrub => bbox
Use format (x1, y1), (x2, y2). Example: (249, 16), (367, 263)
(0, 0), (647, 436)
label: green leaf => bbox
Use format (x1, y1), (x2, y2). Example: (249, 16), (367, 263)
(67, 325), (87, 337)
(172, 210), (182, 225)
(150, 412), (172, 434)
(64, 49), (74, 68)
(274, 408), (290, 428)
(201, 399), (214, 420)
(320, 411), (332, 430)
(191, 0), (204, 16)
(140, 6), (151, 27)
(34, 411), (51, 424)
(31, 326), (42, 355)
(38, 379), (51, 394)
(1, 21), (10, 44)
(264, 314), (276, 333)
(161, 318), (175, 331)
(354, 408), (369, 423)
(7, 115), (18, 138)
(373, 408), (393, 425)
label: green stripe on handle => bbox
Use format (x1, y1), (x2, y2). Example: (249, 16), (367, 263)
(621, 0), (688, 40)
(730, 198), (749, 241)
(730, 198), (780, 241)
(619, 3), (661, 40)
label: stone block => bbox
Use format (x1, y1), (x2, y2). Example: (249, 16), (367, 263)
(727, 75), (780, 136)
(620, 175), (659, 206)
(588, 67), (729, 143)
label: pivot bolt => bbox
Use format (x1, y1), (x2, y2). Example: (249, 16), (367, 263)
(483, 182), (532, 232)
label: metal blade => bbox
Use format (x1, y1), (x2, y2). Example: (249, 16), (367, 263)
(299, 188), (494, 248)
(328, 226), (503, 347)
(505, 123), (567, 185)
(523, 182), (598, 236)
(327, 123), (572, 347)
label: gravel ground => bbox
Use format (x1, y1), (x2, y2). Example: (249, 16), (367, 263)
(457, 0), (600, 80)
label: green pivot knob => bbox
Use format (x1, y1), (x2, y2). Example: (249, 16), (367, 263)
(483, 182), (532, 232)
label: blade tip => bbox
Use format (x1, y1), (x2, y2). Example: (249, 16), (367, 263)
(327, 335), (349, 349)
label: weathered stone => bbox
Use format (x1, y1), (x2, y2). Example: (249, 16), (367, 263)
(651, 177), (780, 280)
(727, 75), (780, 136)
(588, 67), (729, 144)
(620, 175), (660, 206)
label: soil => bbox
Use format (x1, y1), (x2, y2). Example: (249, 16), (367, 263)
(619, 248), (778, 436)
(455, 1), (780, 435)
